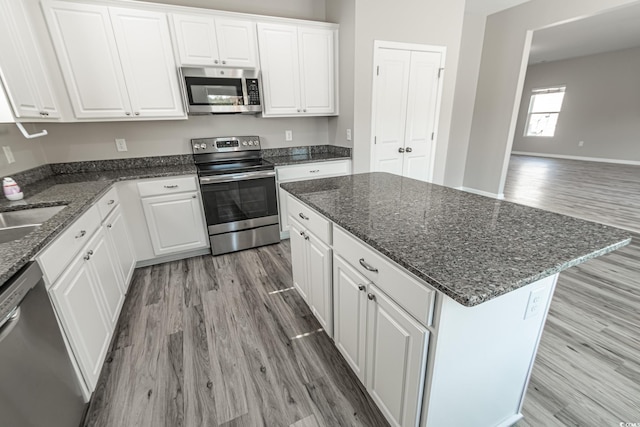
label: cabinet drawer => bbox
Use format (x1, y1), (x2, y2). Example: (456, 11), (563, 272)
(277, 160), (350, 182)
(333, 226), (435, 326)
(38, 204), (101, 284)
(96, 186), (119, 221)
(287, 194), (331, 243)
(137, 176), (197, 197)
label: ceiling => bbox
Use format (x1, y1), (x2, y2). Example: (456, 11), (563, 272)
(529, 2), (640, 64)
(464, 0), (531, 16)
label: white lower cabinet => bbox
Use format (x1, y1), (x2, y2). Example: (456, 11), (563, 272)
(333, 254), (428, 427)
(365, 285), (428, 427)
(140, 191), (208, 256)
(333, 254), (367, 381)
(103, 204), (135, 289)
(289, 217), (333, 336)
(276, 159), (351, 236)
(49, 228), (118, 391)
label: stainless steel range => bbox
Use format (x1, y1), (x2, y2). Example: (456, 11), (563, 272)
(192, 136), (280, 255)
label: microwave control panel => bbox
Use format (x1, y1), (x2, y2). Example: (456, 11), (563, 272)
(246, 79), (261, 106)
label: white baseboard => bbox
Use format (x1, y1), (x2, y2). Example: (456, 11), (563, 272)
(511, 151), (640, 166)
(456, 186), (504, 200)
(135, 247), (210, 268)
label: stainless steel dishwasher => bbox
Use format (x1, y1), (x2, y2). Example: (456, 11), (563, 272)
(0, 262), (86, 427)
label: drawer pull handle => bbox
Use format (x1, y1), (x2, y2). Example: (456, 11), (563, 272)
(359, 258), (378, 273)
(87, 250), (94, 256)
(84, 254), (91, 261)
(309, 169), (320, 173)
(298, 213), (309, 220)
(358, 285), (366, 292)
(75, 230), (86, 239)
(107, 199), (115, 205)
(367, 293), (376, 301)
(164, 185), (179, 189)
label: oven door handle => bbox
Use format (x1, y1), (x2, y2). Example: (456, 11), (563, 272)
(199, 170), (276, 185)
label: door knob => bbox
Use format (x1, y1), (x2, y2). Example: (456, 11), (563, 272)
(398, 147), (405, 153)
(405, 147), (413, 153)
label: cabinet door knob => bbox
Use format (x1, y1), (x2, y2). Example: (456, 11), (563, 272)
(297, 109), (301, 113)
(359, 258), (378, 273)
(87, 250), (94, 256)
(75, 230), (86, 239)
(358, 285), (366, 292)
(405, 147), (413, 153)
(398, 147), (405, 153)
(222, 60), (226, 65)
(214, 59), (219, 64)
(107, 224), (112, 229)
(135, 112), (140, 116)
(125, 112), (131, 116)
(84, 255), (90, 261)
(303, 109), (307, 113)
(107, 199), (115, 205)
(367, 293), (375, 301)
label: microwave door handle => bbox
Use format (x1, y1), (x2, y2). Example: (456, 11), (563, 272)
(241, 78), (249, 106)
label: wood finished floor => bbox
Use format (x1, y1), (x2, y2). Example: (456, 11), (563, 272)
(505, 156), (640, 426)
(84, 155), (640, 427)
(83, 241), (389, 427)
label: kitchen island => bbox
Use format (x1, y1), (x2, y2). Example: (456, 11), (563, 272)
(281, 172), (630, 427)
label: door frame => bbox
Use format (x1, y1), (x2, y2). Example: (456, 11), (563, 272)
(369, 40), (446, 182)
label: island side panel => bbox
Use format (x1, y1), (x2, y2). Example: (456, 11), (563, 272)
(422, 273), (558, 427)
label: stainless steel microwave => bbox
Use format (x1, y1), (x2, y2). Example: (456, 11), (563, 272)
(180, 67), (262, 115)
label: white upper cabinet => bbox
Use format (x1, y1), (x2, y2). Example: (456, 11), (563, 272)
(109, 7), (185, 118)
(257, 22), (337, 117)
(0, 0), (60, 119)
(172, 14), (258, 68)
(42, 1), (184, 120)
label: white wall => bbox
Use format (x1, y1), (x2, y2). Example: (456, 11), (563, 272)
(326, 0), (355, 148)
(512, 46), (640, 162)
(463, 0), (640, 196)
(444, 13), (486, 188)
(0, 124), (47, 175)
(38, 115), (328, 163)
(351, 0), (466, 185)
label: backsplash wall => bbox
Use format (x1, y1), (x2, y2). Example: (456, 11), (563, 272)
(0, 123), (47, 176)
(38, 115), (330, 164)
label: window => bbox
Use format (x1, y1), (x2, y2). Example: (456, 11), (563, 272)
(525, 86), (566, 137)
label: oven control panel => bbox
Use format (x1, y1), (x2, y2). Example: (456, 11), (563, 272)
(191, 136), (261, 153)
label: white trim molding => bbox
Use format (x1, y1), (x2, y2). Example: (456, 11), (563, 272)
(455, 186), (505, 200)
(512, 151), (640, 166)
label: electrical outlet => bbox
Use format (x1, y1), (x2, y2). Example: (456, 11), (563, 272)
(578, 140), (584, 147)
(346, 129), (352, 141)
(115, 138), (128, 152)
(524, 288), (547, 319)
(285, 130), (293, 142)
(3, 146), (15, 164)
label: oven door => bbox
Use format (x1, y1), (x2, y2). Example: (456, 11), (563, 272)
(199, 171), (279, 234)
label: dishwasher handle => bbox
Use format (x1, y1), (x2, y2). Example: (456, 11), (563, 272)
(0, 307), (20, 344)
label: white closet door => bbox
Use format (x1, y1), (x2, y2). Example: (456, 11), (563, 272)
(402, 51), (441, 182)
(372, 48), (411, 176)
(110, 7), (185, 118)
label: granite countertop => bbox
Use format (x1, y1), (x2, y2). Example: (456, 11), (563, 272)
(281, 172), (631, 307)
(263, 145), (351, 166)
(0, 163), (197, 288)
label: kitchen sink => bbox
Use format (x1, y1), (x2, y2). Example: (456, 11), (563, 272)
(0, 205), (67, 244)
